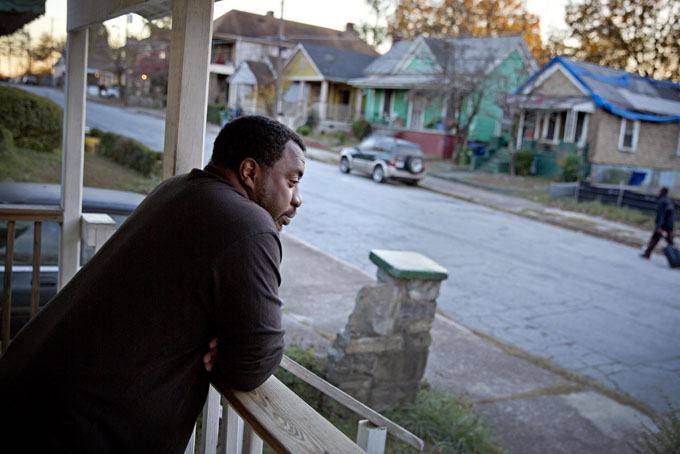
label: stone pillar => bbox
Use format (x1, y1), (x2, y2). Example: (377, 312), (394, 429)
(328, 250), (448, 411)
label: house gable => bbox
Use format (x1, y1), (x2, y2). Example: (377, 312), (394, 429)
(405, 50), (438, 72)
(397, 38), (441, 75)
(526, 63), (588, 97)
(229, 63), (256, 85)
(285, 48), (322, 79)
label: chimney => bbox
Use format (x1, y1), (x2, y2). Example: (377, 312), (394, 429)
(266, 11), (274, 18)
(345, 22), (355, 34)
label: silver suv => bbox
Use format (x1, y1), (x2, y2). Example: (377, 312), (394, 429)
(339, 137), (426, 185)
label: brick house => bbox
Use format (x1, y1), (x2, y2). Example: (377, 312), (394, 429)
(512, 57), (680, 188)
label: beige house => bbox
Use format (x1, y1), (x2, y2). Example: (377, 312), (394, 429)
(513, 57), (680, 188)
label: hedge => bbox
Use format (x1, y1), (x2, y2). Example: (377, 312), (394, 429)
(351, 119), (371, 140)
(0, 125), (15, 156)
(514, 149), (534, 176)
(0, 85), (63, 152)
(98, 132), (161, 176)
(207, 104), (223, 125)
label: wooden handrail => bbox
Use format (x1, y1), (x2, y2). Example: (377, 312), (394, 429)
(0, 205), (63, 222)
(213, 374), (366, 454)
(280, 356), (424, 451)
(1, 206), (61, 352)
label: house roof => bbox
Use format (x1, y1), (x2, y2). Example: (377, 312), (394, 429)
(229, 60), (274, 86)
(300, 43), (376, 81)
(516, 56), (680, 123)
(213, 10), (377, 56)
(246, 60), (274, 85)
(362, 35), (536, 77)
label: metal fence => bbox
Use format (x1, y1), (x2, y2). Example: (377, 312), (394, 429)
(549, 181), (680, 219)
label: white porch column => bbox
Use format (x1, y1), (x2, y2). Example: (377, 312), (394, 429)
(564, 110), (576, 142)
(59, 28), (88, 290)
(163, 0), (215, 179)
(516, 110), (525, 150)
(354, 89), (363, 120)
(318, 80), (328, 121)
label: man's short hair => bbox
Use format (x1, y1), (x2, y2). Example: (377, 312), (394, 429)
(660, 187), (669, 196)
(211, 115), (305, 171)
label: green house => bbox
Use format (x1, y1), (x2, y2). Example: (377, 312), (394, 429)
(350, 36), (537, 157)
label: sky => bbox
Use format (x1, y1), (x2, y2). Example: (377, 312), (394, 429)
(5, 0), (568, 76)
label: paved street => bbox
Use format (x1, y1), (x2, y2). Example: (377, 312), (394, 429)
(15, 85), (216, 161)
(14, 85), (680, 413)
(285, 159), (680, 413)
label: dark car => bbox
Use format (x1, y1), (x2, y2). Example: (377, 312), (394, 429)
(0, 182), (145, 335)
(339, 137), (426, 185)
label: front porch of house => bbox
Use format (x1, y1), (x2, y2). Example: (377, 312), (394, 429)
(280, 79), (361, 130)
(0, 1), (424, 452)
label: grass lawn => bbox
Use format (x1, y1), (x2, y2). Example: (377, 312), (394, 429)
(0, 148), (161, 194)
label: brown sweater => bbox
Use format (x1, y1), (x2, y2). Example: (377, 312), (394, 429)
(0, 167), (285, 452)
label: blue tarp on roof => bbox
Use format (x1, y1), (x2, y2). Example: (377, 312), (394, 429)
(513, 56), (680, 123)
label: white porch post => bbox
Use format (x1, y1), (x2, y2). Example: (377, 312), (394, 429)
(564, 110), (576, 142)
(59, 28), (88, 290)
(516, 110), (525, 150)
(354, 89), (363, 120)
(318, 80), (328, 121)
(163, 0), (215, 179)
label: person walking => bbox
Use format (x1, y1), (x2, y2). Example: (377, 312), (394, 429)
(640, 187), (675, 258)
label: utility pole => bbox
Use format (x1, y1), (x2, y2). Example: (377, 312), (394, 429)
(274, 0), (284, 120)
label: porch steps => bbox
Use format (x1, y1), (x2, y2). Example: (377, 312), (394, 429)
(477, 147), (511, 174)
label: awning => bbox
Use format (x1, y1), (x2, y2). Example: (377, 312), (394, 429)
(514, 95), (594, 112)
(0, 0), (45, 35)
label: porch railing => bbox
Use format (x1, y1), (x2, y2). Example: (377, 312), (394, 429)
(186, 355), (424, 453)
(1, 206), (117, 352)
(1, 205), (62, 351)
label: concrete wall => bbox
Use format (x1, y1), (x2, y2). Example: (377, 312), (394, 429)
(590, 109), (680, 171)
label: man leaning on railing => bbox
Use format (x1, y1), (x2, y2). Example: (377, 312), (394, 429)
(0, 116), (305, 452)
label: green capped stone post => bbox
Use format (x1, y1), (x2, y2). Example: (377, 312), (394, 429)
(328, 250), (448, 411)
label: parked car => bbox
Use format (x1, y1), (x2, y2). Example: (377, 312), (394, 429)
(0, 182), (145, 335)
(339, 137), (426, 185)
(102, 86), (120, 99)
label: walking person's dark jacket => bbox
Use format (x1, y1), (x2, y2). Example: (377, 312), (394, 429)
(656, 193), (675, 232)
(0, 168), (285, 453)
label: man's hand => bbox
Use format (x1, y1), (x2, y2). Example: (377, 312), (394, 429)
(203, 337), (219, 372)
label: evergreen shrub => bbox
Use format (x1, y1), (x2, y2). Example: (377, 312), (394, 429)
(514, 149), (534, 176)
(296, 125), (311, 136)
(0, 125), (15, 155)
(559, 154), (584, 182)
(98, 132), (161, 176)
(0, 86), (63, 152)
(206, 104), (224, 125)
(351, 119), (371, 140)
(333, 130), (348, 144)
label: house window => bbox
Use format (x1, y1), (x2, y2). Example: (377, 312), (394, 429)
(618, 118), (640, 152)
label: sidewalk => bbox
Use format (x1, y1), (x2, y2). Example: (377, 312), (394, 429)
(303, 145), (652, 250)
(278, 233), (654, 453)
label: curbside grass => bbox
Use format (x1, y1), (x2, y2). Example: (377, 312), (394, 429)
(275, 346), (501, 454)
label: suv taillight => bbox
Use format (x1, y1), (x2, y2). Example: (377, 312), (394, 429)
(389, 158), (396, 167)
